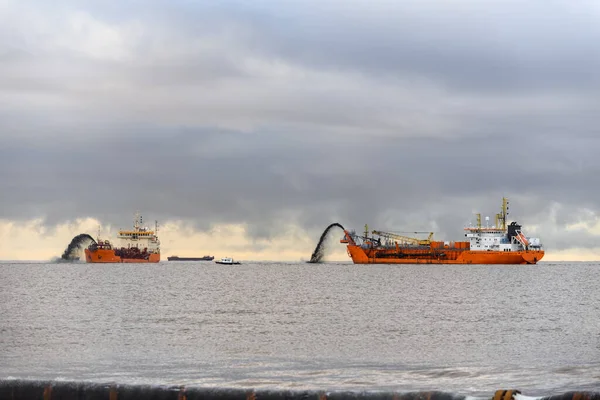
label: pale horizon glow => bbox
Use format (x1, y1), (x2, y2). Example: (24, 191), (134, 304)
(0, 218), (349, 262)
(0, 217), (596, 262)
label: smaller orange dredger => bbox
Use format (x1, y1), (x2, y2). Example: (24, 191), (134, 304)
(340, 197), (544, 264)
(85, 212), (161, 263)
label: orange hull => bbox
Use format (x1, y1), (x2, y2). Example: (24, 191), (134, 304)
(85, 249), (160, 263)
(346, 244), (544, 265)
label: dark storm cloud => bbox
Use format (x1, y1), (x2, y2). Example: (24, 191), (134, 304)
(240, 0), (600, 93)
(2, 0), (600, 254)
(3, 124), (600, 252)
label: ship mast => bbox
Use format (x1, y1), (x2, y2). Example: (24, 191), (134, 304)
(495, 197), (509, 231)
(133, 211), (141, 230)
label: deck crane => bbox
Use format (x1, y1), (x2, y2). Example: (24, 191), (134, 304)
(371, 230), (434, 246)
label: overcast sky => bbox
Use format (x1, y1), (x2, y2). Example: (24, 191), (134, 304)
(2, 0), (600, 260)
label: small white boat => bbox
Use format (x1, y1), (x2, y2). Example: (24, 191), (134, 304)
(215, 257), (241, 265)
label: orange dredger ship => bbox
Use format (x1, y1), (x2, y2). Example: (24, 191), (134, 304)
(340, 198), (544, 265)
(85, 212), (161, 263)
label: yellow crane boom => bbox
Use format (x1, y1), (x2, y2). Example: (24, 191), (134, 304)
(371, 230), (434, 246)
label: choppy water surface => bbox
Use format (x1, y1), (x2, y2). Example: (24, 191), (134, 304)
(1, 261), (600, 395)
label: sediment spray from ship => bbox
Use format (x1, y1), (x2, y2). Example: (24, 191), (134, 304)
(61, 234), (97, 260)
(309, 223), (345, 263)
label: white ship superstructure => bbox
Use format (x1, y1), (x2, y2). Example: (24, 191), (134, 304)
(464, 198), (542, 252)
(116, 212), (161, 254)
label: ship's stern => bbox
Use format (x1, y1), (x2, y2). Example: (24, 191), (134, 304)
(522, 250), (544, 264)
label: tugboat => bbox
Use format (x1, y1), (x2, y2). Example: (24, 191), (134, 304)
(84, 212), (161, 263)
(215, 257), (241, 265)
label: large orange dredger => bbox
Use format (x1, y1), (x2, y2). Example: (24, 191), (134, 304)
(340, 198), (544, 265)
(85, 212), (161, 263)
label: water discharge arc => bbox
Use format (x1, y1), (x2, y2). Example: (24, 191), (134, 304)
(61, 234), (96, 260)
(309, 223), (345, 263)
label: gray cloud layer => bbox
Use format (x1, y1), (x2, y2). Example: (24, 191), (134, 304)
(2, 0), (600, 253)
